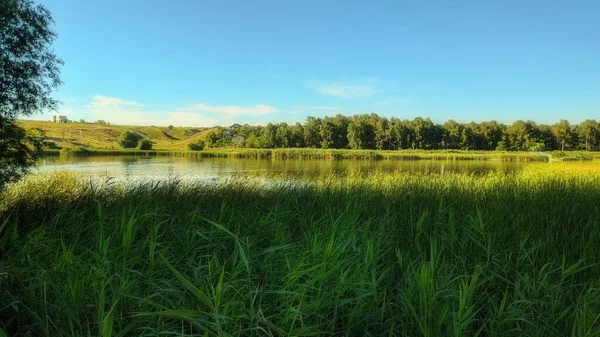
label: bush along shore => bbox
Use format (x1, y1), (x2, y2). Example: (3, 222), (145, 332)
(1, 164), (600, 336)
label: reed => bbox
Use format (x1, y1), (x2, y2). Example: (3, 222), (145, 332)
(1, 163), (599, 336)
(44, 147), (552, 162)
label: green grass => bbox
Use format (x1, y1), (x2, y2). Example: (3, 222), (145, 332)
(18, 120), (215, 150)
(551, 150), (600, 161)
(1, 164), (600, 336)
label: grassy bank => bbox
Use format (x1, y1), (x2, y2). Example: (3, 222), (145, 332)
(19, 119), (215, 150)
(551, 150), (600, 161)
(46, 147), (552, 161)
(1, 164), (600, 336)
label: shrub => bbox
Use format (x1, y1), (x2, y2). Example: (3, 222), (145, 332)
(528, 142), (545, 152)
(495, 141), (509, 151)
(551, 150), (566, 158)
(59, 146), (90, 156)
(138, 139), (153, 150)
(42, 140), (60, 149)
(187, 140), (205, 151)
(118, 131), (142, 148)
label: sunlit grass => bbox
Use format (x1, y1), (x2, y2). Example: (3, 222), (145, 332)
(18, 119), (216, 150)
(1, 164), (600, 336)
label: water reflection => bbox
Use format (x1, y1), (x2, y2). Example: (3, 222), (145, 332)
(36, 156), (540, 181)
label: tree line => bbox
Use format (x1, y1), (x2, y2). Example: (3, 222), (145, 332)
(204, 114), (600, 151)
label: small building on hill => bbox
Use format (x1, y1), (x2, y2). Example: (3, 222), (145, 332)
(52, 115), (69, 123)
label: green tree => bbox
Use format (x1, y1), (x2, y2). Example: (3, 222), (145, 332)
(552, 119), (573, 151)
(260, 123), (277, 148)
(275, 122), (291, 148)
(374, 117), (391, 150)
(577, 119), (599, 151)
(410, 117), (438, 149)
(205, 131), (218, 147)
(460, 122), (490, 150)
(237, 124), (255, 138)
(319, 119), (335, 148)
(388, 118), (411, 149)
(479, 121), (505, 150)
(187, 139), (205, 151)
(329, 114), (350, 149)
(495, 140), (509, 151)
(138, 139), (153, 150)
(289, 123), (305, 148)
(95, 120), (108, 124)
(537, 124), (556, 150)
(0, 119), (42, 186)
(117, 131), (142, 148)
(503, 120), (545, 151)
(304, 117), (322, 148)
(1, 0), (62, 187)
(460, 123), (475, 150)
(442, 120), (464, 149)
(244, 134), (261, 148)
(503, 120), (535, 151)
(347, 115), (376, 149)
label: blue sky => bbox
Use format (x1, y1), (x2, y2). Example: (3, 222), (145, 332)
(36, 0), (599, 126)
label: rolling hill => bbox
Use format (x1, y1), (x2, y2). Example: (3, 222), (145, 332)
(18, 120), (217, 150)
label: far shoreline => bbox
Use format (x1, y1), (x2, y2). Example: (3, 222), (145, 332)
(38, 148), (593, 162)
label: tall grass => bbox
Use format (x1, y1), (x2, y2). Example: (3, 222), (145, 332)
(551, 150), (600, 161)
(1, 164), (600, 336)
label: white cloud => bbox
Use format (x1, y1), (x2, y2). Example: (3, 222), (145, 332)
(183, 103), (278, 121)
(377, 97), (413, 108)
(88, 95), (145, 109)
(309, 81), (380, 99)
(287, 105), (341, 115)
(291, 105), (340, 111)
(85, 96), (281, 127)
(165, 112), (218, 127)
(316, 83), (376, 99)
(415, 82), (441, 93)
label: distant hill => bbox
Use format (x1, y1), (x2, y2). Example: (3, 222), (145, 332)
(18, 120), (217, 150)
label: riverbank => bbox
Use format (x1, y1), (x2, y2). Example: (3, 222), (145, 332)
(1, 164), (600, 336)
(44, 147), (558, 161)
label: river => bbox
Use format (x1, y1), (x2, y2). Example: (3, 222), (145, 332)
(35, 155), (541, 182)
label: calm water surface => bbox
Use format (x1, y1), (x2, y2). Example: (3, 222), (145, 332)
(36, 156), (541, 182)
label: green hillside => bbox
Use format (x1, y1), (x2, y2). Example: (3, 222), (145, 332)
(18, 120), (216, 150)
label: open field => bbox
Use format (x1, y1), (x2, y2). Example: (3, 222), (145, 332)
(2, 163), (600, 336)
(18, 120), (216, 150)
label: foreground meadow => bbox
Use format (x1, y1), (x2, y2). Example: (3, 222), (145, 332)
(1, 163), (600, 336)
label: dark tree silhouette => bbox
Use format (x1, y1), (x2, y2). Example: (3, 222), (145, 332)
(1, 0), (63, 187)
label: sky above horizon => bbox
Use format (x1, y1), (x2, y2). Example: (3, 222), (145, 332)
(34, 0), (599, 127)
